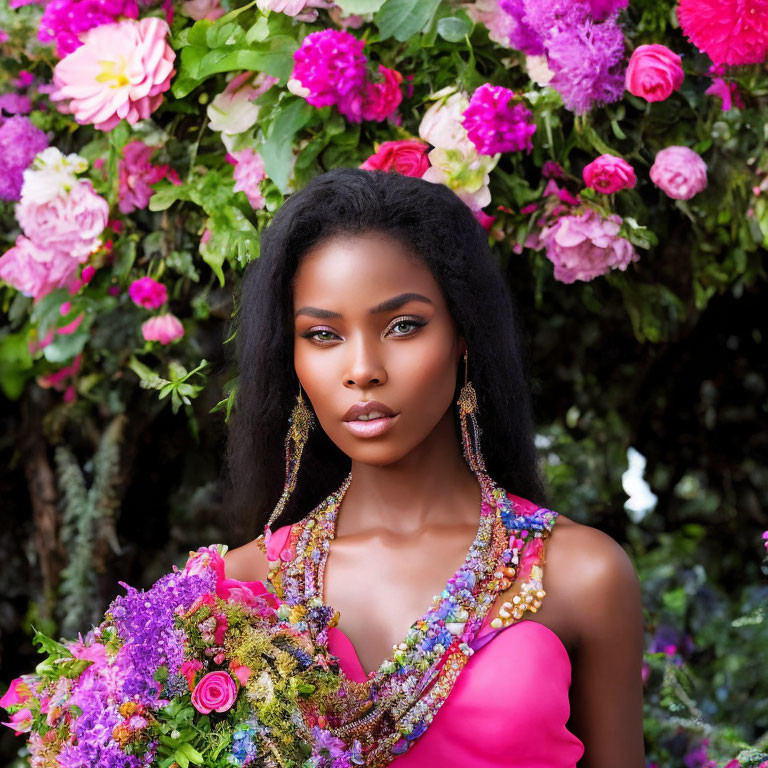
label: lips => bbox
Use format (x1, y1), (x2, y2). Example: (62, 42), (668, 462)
(342, 400), (400, 438)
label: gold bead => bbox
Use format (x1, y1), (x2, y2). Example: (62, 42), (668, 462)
(536, 589), (546, 599)
(499, 608), (511, 619)
(490, 617), (503, 629)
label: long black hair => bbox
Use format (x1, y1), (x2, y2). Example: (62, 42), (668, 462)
(223, 167), (549, 543)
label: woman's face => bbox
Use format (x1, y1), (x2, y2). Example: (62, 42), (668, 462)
(292, 231), (465, 467)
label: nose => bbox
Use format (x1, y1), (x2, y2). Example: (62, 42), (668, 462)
(343, 335), (387, 389)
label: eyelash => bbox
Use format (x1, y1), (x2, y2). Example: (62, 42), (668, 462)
(301, 317), (426, 344)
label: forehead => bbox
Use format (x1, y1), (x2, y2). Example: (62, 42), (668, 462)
(291, 232), (444, 304)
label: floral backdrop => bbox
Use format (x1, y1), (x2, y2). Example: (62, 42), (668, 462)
(0, 0), (767, 766)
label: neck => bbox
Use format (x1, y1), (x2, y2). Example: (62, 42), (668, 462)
(337, 409), (483, 537)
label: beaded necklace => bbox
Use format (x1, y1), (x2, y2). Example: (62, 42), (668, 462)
(262, 473), (559, 766)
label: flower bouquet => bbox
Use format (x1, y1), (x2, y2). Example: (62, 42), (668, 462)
(0, 545), (365, 767)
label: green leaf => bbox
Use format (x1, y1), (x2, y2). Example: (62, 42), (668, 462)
(375, 0), (441, 41)
(42, 329), (89, 364)
(436, 15), (470, 42)
(197, 36), (298, 82)
(335, 0), (385, 12)
(245, 16), (270, 44)
(149, 181), (189, 212)
(178, 743), (205, 764)
(173, 749), (190, 768)
(0, 331), (34, 400)
(261, 98), (314, 192)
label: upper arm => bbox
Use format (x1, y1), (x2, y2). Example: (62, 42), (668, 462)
(565, 527), (646, 768)
(223, 538), (270, 583)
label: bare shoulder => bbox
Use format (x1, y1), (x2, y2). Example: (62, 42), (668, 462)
(223, 537), (270, 583)
(544, 513), (643, 647)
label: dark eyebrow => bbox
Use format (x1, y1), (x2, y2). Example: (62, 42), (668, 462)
(294, 292), (433, 320)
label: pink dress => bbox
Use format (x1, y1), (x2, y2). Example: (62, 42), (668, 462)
(264, 494), (585, 767)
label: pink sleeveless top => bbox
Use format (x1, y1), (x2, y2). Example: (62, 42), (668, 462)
(264, 495), (585, 767)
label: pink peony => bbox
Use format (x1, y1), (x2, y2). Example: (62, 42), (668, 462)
(289, 29), (367, 122)
(118, 140), (180, 214)
(582, 154), (636, 193)
(540, 209), (639, 283)
(227, 148), (267, 209)
(461, 83), (536, 155)
(50, 17), (176, 131)
(16, 179), (109, 261)
(129, 276), (167, 309)
(0, 236), (81, 300)
(258, 0), (335, 23)
(677, 0), (768, 66)
(191, 671), (237, 714)
(359, 139), (430, 176)
(360, 65), (403, 122)
(180, 0), (225, 20)
(625, 44), (684, 102)
(649, 146), (708, 200)
(141, 313), (184, 344)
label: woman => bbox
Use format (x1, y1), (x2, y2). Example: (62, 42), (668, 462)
(223, 167), (645, 767)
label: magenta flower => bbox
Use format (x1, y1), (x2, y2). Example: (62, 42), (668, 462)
(141, 313), (184, 344)
(677, 0), (768, 67)
(540, 209), (639, 283)
(650, 146), (708, 200)
(129, 276), (168, 309)
(50, 17), (176, 131)
(190, 671), (237, 714)
(360, 65), (403, 122)
(38, 0), (140, 59)
(289, 29), (367, 122)
(582, 154), (636, 193)
(462, 83), (536, 155)
(0, 116), (49, 202)
(497, 0), (545, 54)
(625, 44), (684, 103)
(118, 140), (180, 214)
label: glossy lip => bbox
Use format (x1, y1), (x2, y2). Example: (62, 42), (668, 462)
(342, 400), (400, 438)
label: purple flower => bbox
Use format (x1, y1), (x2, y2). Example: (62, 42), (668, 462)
(521, 0), (589, 41)
(0, 116), (49, 202)
(540, 209), (639, 283)
(462, 83), (536, 155)
(108, 568), (215, 704)
(546, 17), (626, 115)
(289, 29), (367, 122)
(38, 0), (140, 58)
(498, 0), (545, 54)
(0, 93), (32, 118)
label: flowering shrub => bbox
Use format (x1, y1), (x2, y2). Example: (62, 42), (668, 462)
(1, 0), (767, 765)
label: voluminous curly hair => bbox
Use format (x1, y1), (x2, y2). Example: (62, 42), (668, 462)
(223, 167), (549, 543)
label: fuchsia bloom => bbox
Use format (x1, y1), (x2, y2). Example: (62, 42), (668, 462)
(650, 146), (708, 200)
(360, 65), (403, 122)
(540, 209), (639, 283)
(290, 29), (367, 120)
(625, 44), (684, 102)
(129, 276), (168, 309)
(191, 671), (238, 714)
(38, 0), (140, 58)
(227, 148), (268, 209)
(141, 313), (184, 344)
(0, 116), (49, 202)
(582, 154), (636, 193)
(677, 0), (768, 66)
(118, 140), (180, 214)
(50, 17), (176, 131)
(290, 29), (402, 123)
(705, 66), (743, 111)
(360, 139), (430, 177)
(462, 83), (536, 155)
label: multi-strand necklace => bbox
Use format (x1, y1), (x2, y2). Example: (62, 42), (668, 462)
(263, 473), (559, 766)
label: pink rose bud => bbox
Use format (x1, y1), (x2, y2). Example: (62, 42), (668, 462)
(129, 276), (168, 309)
(625, 44), (684, 102)
(582, 154), (637, 194)
(650, 146), (707, 200)
(81, 265), (96, 284)
(190, 671), (238, 714)
(141, 312), (184, 345)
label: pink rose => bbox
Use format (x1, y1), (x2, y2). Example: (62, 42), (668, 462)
(360, 65), (403, 122)
(190, 671), (237, 714)
(0, 236), (81, 301)
(625, 44), (684, 102)
(649, 146), (707, 200)
(360, 139), (430, 177)
(129, 276), (168, 309)
(141, 312), (184, 344)
(582, 154), (637, 194)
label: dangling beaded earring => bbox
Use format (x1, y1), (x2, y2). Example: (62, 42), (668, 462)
(457, 350), (491, 488)
(265, 383), (315, 530)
